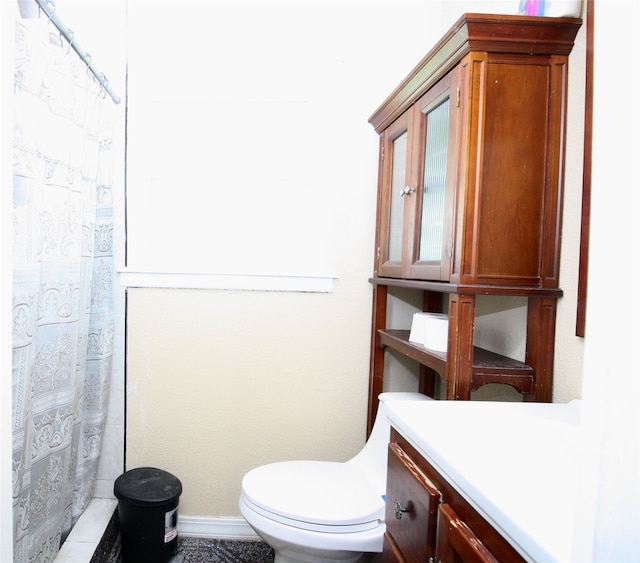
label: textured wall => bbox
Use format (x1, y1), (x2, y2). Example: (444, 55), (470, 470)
(126, 286), (374, 515)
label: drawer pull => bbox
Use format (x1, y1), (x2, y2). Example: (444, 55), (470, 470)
(393, 499), (414, 519)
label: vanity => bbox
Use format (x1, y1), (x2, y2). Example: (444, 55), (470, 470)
(383, 400), (581, 562)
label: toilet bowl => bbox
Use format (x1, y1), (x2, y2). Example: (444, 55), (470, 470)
(239, 392), (432, 563)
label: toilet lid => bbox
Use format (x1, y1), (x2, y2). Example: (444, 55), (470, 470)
(241, 460), (384, 533)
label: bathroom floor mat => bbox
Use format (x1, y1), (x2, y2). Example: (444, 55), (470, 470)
(92, 536), (274, 563)
(173, 537), (274, 563)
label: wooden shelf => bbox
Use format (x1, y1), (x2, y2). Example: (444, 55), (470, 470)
(370, 277), (563, 298)
(378, 329), (534, 393)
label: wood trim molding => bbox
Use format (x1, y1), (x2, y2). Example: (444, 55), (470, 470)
(368, 13), (582, 133)
(576, 0), (594, 337)
(118, 270), (337, 293)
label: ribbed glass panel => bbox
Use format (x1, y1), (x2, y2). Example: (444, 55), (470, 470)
(388, 131), (408, 262)
(418, 97), (449, 262)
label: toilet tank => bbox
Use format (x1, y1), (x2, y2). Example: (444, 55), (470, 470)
(347, 392), (432, 493)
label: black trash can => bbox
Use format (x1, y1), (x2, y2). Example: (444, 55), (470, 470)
(114, 467), (182, 563)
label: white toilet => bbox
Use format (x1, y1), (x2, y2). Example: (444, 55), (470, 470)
(239, 392), (432, 563)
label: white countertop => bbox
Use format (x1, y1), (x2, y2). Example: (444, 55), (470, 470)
(384, 399), (581, 563)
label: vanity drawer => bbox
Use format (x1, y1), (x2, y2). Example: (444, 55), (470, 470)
(385, 442), (441, 562)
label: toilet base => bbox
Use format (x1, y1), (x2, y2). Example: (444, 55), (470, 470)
(260, 530), (374, 563)
(273, 548), (378, 563)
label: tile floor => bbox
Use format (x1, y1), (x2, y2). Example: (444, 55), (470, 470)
(53, 498), (274, 563)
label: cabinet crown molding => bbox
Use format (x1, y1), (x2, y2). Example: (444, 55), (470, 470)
(368, 13), (582, 133)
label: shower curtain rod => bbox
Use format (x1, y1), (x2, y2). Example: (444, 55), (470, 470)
(33, 0), (121, 105)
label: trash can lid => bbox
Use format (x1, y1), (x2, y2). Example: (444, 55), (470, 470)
(114, 467), (182, 506)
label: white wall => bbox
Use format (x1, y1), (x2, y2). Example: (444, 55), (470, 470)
(124, 1), (443, 280)
(573, 1), (640, 558)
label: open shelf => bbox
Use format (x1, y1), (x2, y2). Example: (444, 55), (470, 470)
(378, 329), (534, 393)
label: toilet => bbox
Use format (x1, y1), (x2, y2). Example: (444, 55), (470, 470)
(239, 392), (432, 563)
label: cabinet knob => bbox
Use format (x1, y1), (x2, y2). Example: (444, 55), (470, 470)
(400, 185), (416, 197)
(393, 499), (414, 519)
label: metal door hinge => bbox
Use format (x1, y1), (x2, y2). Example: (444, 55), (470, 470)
(456, 87), (460, 107)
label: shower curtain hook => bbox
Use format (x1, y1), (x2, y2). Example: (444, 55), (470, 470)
(40, 0), (55, 22)
(99, 74), (108, 99)
(66, 29), (75, 54)
(93, 72), (106, 99)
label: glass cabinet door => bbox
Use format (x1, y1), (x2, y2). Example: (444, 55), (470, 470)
(409, 70), (459, 280)
(376, 68), (458, 281)
(418, 95), (449, 262)
(377, 109), (413, 278)
(388, 129), (408, 263)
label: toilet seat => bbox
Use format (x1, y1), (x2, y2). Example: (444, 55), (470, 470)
(241, 460), (385, 534)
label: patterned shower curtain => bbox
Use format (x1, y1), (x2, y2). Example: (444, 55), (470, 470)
(12, 9), (114, 563)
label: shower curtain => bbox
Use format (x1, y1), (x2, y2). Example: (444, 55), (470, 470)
(12, 10), (114, 563)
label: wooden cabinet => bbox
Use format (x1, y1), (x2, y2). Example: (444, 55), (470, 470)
(367, 14), (581, 431)
(370, 13), (581, 289)
(384, 429), (524, 563)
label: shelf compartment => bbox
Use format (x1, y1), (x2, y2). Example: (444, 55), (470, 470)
(378, 329), (534, 393)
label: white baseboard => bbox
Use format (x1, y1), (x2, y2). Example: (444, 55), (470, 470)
(177, 516), (260, 541)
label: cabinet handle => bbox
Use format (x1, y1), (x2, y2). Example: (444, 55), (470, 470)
(400, 185), (416, 197)
(393, 499), (414, 519)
